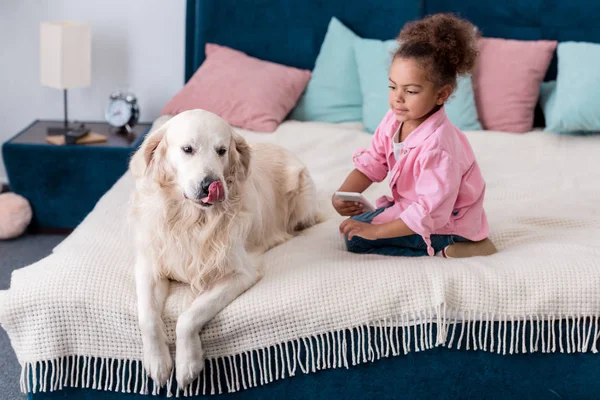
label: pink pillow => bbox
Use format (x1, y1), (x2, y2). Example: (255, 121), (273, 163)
(473, 38), (557, 133)
(161, 44), (311, 132)
(0, 193), (32, 240)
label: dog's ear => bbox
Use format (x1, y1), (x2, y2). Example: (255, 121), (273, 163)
(129, 127), (166, 179)
(229, 131), (251, 181)
(143, 128), (165, 167)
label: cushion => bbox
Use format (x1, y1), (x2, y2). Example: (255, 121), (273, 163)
(0, 193), (32, 240)
(289, 17), (363, 123)
(352, 38), (397, 132)
(446, 74), (483, 131)
(473, 38), (557, 133)
(161, 43), (311, 132)
(353, 37), (482, 133)
(543, 42), (600, 134)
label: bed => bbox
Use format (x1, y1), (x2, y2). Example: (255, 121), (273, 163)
(2, 0), (600, 399)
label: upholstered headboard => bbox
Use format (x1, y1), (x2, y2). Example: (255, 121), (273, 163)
(185, 0), (600, 82)
(425, 0), (600, 80)
(184, 0), (423, 81)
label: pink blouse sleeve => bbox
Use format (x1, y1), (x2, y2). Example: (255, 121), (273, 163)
(364, 150), (462, 256)
(352, 119), (390, 183)
(398, 150), (462, 255)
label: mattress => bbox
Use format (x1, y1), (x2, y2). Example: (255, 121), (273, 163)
(2, 118), (600, 398)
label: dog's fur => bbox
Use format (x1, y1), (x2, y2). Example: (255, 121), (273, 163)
(129, 109), (320, 387)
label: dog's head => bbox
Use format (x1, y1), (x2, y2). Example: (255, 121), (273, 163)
(131, 109), (251, 210)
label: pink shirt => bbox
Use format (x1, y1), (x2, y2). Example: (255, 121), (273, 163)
(353, 107), (489, 256)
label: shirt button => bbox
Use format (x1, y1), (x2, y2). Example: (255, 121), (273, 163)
(403, 149), (408, 154)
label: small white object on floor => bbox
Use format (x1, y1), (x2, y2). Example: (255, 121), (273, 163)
(0, 192), (32, 240)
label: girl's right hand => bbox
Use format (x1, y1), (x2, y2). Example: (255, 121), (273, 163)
(332, 194), (365, 216)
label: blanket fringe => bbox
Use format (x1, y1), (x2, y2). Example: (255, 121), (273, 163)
(19, 310), (600, 396)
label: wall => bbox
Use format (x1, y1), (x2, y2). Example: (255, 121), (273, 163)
(0, 0), (186, 183)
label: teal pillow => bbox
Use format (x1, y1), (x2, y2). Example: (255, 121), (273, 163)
(353, 36), (483, 133)
(445, 74), (483, 132)
(352, 38), (398, 132)
(289, 17), (362, 123)
(544, 42), (600, 134)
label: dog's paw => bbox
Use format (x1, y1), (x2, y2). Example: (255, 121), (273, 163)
(175, 333), (205, 388)
(143, 341), (173, 387)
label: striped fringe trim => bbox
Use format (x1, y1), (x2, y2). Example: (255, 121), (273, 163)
(20, 309), (600, 397)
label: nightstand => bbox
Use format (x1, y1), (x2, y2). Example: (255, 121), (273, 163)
(2, 120), (152, 232)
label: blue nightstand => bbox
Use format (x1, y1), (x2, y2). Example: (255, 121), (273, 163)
(2, 120), (151, 232)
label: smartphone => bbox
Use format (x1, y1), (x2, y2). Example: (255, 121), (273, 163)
(334, 191), (376, 212)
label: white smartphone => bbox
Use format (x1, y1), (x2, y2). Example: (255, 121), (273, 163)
(334, 191), (376, 212)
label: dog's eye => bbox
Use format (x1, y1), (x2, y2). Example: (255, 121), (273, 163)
(217, 147), (227, 157)
(182, 146), (194, 154)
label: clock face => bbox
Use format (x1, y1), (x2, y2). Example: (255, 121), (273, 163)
(105, 99), (132, 127)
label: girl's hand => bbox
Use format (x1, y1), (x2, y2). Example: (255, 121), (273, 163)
(339, 219), (380, 240)
(332, 195), (364, 216)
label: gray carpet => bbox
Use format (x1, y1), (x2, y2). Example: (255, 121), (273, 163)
(0, 233), (67, 399)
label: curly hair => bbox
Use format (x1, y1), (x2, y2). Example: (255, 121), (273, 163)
(394, 13), (480, 90)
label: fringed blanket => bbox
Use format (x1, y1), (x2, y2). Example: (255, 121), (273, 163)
(1, 119), (600, 397)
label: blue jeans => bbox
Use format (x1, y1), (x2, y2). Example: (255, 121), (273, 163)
(344, 207), (470, 257)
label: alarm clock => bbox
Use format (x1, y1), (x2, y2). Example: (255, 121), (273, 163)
(105, 91), (139, 134)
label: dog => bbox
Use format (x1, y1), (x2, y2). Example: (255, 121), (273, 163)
(128, 109), (321, 388)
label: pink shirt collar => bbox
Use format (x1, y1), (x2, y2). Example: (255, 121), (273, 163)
(387, 106), (447, 149)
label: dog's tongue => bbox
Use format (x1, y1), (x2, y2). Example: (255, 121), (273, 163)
(202, 181), (224, 204)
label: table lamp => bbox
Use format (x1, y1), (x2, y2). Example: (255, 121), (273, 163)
(40, 21), (91, 138)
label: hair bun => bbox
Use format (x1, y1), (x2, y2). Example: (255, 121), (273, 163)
(397, 13), (480, 84)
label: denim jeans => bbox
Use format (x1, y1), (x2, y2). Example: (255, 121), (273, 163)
(344, 207), (470, 257)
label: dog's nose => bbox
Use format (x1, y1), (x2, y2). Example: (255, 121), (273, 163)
(198, 177), (218, 197)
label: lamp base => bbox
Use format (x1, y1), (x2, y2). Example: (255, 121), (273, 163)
(47, 123), (91, 145)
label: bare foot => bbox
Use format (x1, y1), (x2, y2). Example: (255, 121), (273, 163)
(444, 238), (497, 258)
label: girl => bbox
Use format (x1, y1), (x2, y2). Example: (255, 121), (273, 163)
(333, 13), (497, 258)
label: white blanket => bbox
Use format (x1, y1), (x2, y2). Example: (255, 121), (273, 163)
(1, 119), (600, 396)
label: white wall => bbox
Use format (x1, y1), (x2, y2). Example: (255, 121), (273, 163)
(0, 0), (186, 183)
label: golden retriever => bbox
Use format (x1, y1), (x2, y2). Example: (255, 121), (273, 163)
(128, 109), (320, 388)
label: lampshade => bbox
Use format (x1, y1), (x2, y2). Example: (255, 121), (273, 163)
(40, 21), (91, 89)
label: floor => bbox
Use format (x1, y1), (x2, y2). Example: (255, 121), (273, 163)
(0, 232), (67, 399)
